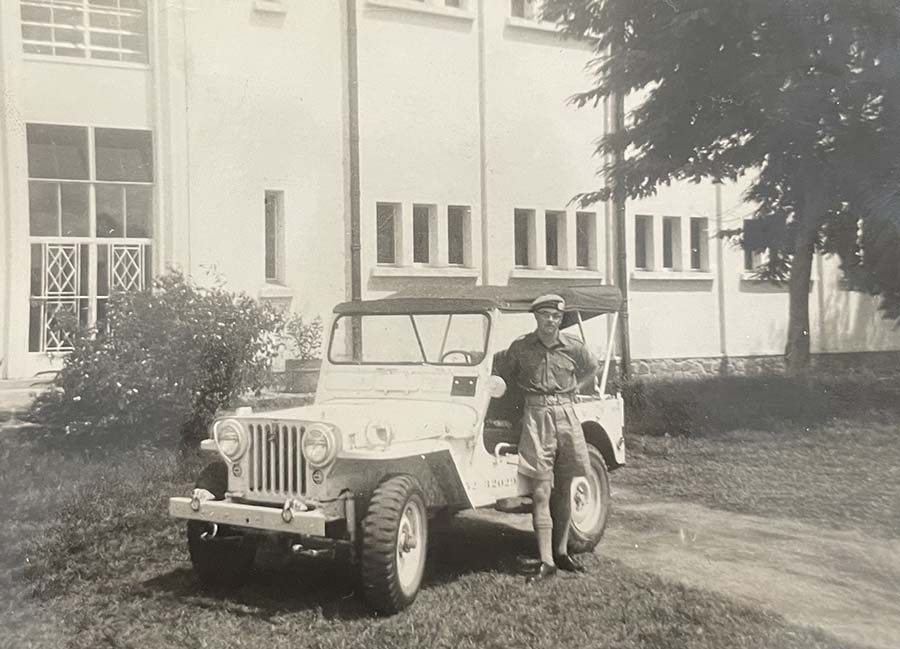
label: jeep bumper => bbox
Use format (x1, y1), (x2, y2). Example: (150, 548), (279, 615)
(169, 497), (330, 536)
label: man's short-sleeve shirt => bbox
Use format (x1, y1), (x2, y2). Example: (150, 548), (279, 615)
(501, 331), (599, 395)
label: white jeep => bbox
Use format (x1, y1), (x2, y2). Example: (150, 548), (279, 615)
(169, 285), (625, 614)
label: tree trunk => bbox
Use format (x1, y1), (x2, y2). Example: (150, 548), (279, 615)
(784, 187), (822, 377)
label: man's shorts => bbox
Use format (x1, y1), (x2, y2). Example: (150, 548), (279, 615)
(517, 397), (589, 485)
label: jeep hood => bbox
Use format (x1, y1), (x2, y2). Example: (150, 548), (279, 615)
(246, 399), (479, 442)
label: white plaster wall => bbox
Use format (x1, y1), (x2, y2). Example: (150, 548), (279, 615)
(182, 0), (347, 321)
(482, 4), (604, 284)
(357, 2), (482, 298)
(625, 181), (722, 359)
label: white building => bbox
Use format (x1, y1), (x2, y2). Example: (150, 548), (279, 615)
(1, 0), (898, 380)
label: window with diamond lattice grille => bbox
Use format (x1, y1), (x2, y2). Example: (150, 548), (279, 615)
(27, 123), (153, 353)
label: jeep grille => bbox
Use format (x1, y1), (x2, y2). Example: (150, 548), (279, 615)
(247, 423), (305, 495)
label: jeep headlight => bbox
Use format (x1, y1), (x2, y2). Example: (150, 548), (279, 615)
(365, 420), (393, 448)
(301, 424), (339, 467)
(213, 418), (248, 462)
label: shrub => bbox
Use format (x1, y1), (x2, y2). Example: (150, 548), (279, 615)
(27, 271), (285, 449)
(285, 314), (323, 361)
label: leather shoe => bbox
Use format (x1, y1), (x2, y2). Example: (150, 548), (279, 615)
(525, 562), (557, 584)
(554, 553), (587, 573)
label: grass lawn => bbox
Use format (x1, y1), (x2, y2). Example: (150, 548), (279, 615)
(2, 372), (892, 649)
(618, 374), (900, 539)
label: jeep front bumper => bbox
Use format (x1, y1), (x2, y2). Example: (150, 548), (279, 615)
(169, 497), (330, 536)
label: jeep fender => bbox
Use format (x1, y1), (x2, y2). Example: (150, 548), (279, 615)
(324, 448), (471, 512)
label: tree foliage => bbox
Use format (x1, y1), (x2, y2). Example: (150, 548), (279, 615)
(27, 271), (285, 449)
(544, 0), (900, 371)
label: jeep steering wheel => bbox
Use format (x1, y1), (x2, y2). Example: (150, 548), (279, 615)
(440, 350), (472, 364)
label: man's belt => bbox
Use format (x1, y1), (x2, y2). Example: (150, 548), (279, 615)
(524, 393), (575, 406)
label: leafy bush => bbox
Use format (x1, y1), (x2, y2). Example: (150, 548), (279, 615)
(285, 314), (323, 361)
(27, 271), (284, 448)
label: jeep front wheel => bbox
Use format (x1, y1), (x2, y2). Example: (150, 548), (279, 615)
(567, 444), (611, 554)
(360, 475), (429, 615)
(186, 462), (257, 588)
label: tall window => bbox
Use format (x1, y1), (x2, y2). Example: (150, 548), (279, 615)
(576, 212), (595, 269)
(264, 191), (284, 283)
(742, 219), (764, 271)
(545, 211), (565, 267)
(662, 216), (682, 270)
(27, 123), (153, 352)
(412, 204), (433, 264)
(376, 203), (400, 264)
(634, 215), (653, 270)
(689, 217), (709, 271)
(511, 0), (539, 19)
(514, 208), (533, 267)
(20, 0), (149, 63)
(447, 205), (469, 266)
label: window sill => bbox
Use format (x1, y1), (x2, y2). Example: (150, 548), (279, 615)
(254, 0), (287, 13)
(23, 54), (150, 72)
(258, 283), (295, 299)
(631, 270), (714, 281)
(505, 16), (562, 34)
(510, 268), (603, 280)
(371, 265), (480, 278)
(366, 0), (475, 22)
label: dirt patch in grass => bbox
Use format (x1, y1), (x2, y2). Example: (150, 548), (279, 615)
(0, 433), (863, 649)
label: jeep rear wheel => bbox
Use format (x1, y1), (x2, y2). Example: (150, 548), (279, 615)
(186, 462), (257, 588)
(360, 475), (428, 615)
(567, 444), (611, 554)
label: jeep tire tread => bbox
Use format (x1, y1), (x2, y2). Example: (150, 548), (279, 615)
(360, 475), (429, 615)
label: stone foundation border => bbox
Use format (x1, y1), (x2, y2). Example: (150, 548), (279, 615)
(628, 350), (900, 380)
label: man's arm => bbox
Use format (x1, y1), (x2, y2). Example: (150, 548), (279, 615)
(574, 343), (600, 393)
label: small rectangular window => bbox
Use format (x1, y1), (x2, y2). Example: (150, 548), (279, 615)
(264, 190), (284, 283)
(413, 204), (431, 264)
(514, 208), (533, 267)
(662, 216), (681, 270)
(635, 215), (653, 269)
(689, 217), (708, 270)
(376, 202), (399, 264)
(576, 211), (595, 269)
(448, 205), (469, 266)
(511, 0), (538, 19)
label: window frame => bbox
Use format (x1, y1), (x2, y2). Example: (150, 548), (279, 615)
(26, 122), (154, 353)
(20, 0), (151, 65)
(264, 190), (286, 284)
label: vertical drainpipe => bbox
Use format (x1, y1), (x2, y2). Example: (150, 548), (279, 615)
(346, 0), (363, 358)
(477, 0), (489, 283)
(347, 0), (362, 304)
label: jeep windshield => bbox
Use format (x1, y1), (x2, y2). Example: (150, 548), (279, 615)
(328, 313), (490, 366)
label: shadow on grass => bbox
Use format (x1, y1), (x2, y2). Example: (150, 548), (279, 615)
(137, 513), (534, 621)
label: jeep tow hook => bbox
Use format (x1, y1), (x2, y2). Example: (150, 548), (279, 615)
(291, 543), (334, 559)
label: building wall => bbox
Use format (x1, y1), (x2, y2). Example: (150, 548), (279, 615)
(357, 1), (483, 299)
(181, 0), (347, 320)
(1, 0), (899, 380)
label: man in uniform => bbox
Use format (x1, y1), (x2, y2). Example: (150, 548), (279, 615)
(498, 294), (600, 583)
